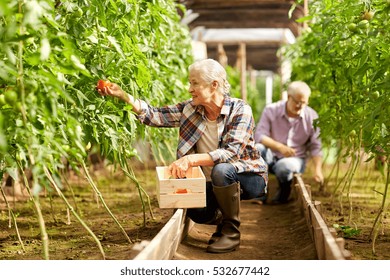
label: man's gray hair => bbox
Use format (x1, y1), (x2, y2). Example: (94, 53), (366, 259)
(287, 81), (311, 97)
(189, 59), (231, 95)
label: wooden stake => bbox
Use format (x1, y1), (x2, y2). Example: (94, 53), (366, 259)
(217, 43), (228, 67)
(238, 43), (247, 101)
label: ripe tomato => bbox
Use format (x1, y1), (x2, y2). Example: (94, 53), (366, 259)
(96, 80), (111, 91)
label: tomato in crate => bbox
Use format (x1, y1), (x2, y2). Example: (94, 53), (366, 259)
(175, 188), (188, 194)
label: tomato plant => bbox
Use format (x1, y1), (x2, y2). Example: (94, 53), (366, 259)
(0, 0), (193, 259)
(283, 0), (390, 160)
(282, 0), (390, 252)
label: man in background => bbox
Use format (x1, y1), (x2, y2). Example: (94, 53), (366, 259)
(254, 81), (324, 204)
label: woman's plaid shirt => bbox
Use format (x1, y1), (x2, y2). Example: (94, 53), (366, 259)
(136, 96), (268, 181)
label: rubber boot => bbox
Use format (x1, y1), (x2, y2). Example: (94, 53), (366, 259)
(207, 182), (240, 253)
(208, 223), (223, 245)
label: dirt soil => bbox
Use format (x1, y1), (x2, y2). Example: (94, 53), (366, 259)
(0, 166), (172, 260)
(1, 162), (389, 260)
(306, 179), (390, 260)
(174, 198), (317, 260)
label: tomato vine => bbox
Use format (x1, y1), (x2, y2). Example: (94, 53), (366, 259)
(283, 0), (390, 251)
(284, 0), (390, 158)
(0, 0), (193, 259)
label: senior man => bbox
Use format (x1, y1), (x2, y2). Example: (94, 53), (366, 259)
(254, 81), (324, 204)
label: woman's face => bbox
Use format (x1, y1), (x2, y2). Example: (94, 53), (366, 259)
(188, 70), (216, 106)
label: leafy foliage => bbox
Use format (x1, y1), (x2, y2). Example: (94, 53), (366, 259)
(282, 0), (390, 160)
(0, 0), (193, 192)
(333, 223), (362, 239)
(283, 0), (390, 250)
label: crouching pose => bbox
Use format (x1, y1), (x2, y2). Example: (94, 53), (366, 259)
(254, 81), (323, 204)
(97, 59), (267, 253)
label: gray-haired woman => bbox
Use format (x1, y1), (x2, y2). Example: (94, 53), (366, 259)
(97, 58), (268, 254)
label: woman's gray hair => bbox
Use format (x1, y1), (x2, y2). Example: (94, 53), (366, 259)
(189, 59), (231, 95)
(287, 81), (311, 97)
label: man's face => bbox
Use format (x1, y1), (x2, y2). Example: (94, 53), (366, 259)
(287, 93), (309, 117)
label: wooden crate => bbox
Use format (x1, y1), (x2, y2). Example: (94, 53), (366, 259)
(156, 166), (206, 208)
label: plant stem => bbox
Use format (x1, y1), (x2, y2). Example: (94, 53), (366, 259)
(346, 131), (363, 224)
(18, 164), (49, 259)
(370, 160), (389, 254)
(43, 166), (106, 259)
(346, 153), (361, 224)
(122, 163), (155, 225)
(324, 143), (342, 199)
(48, 191), (58, 223)
(0, 180), (26, 253)
(81, 162), (132, 244)
(17, 0), (27, 125)
(333, 147), (354, 215)
(15, 4), (47, 258)
(62, 174), (80, 215)
(32, 196), (50, 259)
(332, 144), (353, 196)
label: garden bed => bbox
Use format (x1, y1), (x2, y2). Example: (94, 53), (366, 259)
(1, 160), (389, 260)
(0, 164), (172, 260)
(306, 161), (390, 260)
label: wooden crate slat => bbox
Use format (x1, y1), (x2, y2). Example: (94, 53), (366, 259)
(156, 166), (206, 208)
(158, 193), (206, 208)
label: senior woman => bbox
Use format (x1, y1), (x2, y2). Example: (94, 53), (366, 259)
(97, 58), (267, 254)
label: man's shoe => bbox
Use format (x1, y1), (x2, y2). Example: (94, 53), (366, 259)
(251, 193), (268, 205)
(270, 197), (294, 205)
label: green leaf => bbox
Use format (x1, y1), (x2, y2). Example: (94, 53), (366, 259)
(296, 15), (314, 23)
(107, 35), (125, 59)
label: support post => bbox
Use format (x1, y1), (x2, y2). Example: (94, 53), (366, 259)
(237, 43), (247, 101)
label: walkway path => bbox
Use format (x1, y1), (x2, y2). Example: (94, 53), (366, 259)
(174, 197), (318, 260)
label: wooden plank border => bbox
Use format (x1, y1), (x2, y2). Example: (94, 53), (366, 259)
(133, 209), (193, 260)
(293, 174), (351, 260)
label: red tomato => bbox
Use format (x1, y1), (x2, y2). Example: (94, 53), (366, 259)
(96, 80), (111, 91)
(175, 189), (188, 194)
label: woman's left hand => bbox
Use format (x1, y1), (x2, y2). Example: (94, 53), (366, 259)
(168, 156), (192, 179)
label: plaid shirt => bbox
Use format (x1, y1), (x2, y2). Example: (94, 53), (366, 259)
(137, 96), (268, 181)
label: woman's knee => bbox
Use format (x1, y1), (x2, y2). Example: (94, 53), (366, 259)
(210, 163), (236, 186)
(240, 175), (266, 200)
